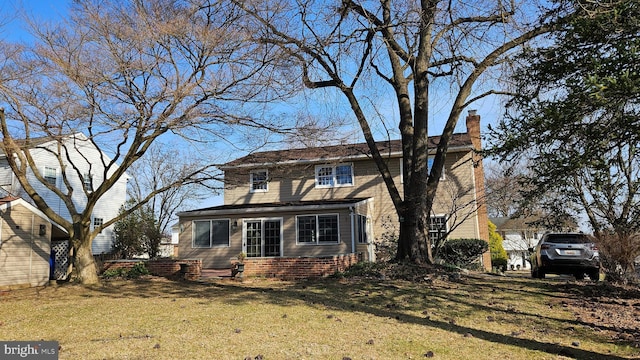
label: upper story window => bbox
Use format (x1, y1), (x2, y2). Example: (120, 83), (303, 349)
(428, 158), (446, 180)
(83, 173), (93, 192)
(400, 157), (445, 183)
(250, 170), (268, 193)
(44, 166), (57, 186)
(315, 163), (353, 188)
(93, 217), (103, 233)
(193, 219), (230, 248)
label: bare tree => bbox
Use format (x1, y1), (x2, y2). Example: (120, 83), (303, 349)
(484, 161), (524, 218)
(0, 0), (287, 284)
(236, 0), (561, 263)
(126, 145), (211, 235)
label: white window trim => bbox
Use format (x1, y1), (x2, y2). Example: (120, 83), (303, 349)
(249, 169), (268, 193)
(428, 214), (448, 242)
(355, 214), (370, 244)
(83, 172), (93, 192)
(295, 213), (341, 245)
(241, 217), (283, 257)
(314, 163), (354, 188)
(191, 219), (231, 248)
(93, 217), (104, 234)
(43, 166), (58, 186)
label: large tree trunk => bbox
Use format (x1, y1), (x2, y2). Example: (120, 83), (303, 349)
(70, 221), (100, 285)
(73, 239), (100, 285)
(396, 185), (433, 263)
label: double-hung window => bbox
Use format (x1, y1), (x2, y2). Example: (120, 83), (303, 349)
(44, 166), (57, 186)
(428, 215), (447, 244)
(315, 164), (353, 188)
(93, 217), (103, 233)
(193, 219), (230, 248)
(399, 157), (446, 183)
(250, 170), (268, 193)
(83, 173), (93, 192)
(297, 214), (339, 244)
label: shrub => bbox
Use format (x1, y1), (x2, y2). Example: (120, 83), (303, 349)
(491, 258), (508, 272)
(488, 220), (508, 271)
(336, 261), (386, 278)
(101, 262), (150, 279)
(128, 262), (150, 278)
(438, 238), (488, 269)
(597, 232), (640, 284)
(101, 268), (127, 279)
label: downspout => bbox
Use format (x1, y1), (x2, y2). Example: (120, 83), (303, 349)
(349, 206), (355, 254)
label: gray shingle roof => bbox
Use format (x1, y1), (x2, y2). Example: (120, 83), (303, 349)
(224, 133), (471, 168)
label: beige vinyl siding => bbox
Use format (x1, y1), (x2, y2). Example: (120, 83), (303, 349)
(223, 149), (481, 246)
(0, 203), (51, 288)
(177, 219), (240, 269)
(178, 208), (354, 269)
(431, 151), (480, 240)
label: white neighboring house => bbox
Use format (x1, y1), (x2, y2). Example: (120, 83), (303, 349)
(491, 217), (547, 271)
(0, 133), (128, 254)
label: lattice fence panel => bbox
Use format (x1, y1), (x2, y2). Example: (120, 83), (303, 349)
(51, 240), (70, 280)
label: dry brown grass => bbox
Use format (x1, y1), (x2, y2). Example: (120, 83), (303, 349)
(0, 271), (638, 360)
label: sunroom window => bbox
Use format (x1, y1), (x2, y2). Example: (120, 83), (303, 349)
(297, 214), (339, 244)
(193, 219), (230, 248)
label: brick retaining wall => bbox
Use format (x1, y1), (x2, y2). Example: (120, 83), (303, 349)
(102, 259), (202, 281)
(232, 253), (359, 279)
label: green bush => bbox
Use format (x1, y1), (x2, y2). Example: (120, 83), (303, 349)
(128, 262), (150, 278)
(101, 262), (150, 279)
(438, 238), (488, 269)
(491, 258), (508, 272)
(101, 268), (127, 279)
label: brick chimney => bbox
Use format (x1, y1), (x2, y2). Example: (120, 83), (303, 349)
(466, 109), (482, 151)
(465, 110), (491, 271)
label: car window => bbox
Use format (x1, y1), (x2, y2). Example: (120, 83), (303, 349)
(545, 234), (590, 244)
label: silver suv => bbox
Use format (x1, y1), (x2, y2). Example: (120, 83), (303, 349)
(529, 233), (600, 280)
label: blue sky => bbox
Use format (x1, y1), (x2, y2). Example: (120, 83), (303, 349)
(1, 0), (69, 41)
(0, 0), (507, 210)
(0, 0), (504, 135)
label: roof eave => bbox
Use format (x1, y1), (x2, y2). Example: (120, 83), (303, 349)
(177, 198), (372, 218)
(221, 144), (473, 170)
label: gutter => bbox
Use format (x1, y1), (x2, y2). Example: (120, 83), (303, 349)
(349, 206), (355, 254)
(178, 199), (371, 218)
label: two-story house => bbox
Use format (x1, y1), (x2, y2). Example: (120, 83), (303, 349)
(177, 111), (489, 277)
(0, 133), (128, 255)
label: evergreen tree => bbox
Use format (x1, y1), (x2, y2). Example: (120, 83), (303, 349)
(488, 221), (508, 271)
(488, 0), (640, 281)
(113, 202), (162, 259)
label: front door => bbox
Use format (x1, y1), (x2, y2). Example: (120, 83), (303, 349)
(244, 219), (282, 257)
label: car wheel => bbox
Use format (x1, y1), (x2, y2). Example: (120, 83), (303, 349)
(588, 270), (600, 281)
(538, 269), (545, 279)
(575, 272), (585, 280)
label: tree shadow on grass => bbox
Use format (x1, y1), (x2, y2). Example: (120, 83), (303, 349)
(84, 275), (636, 360)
